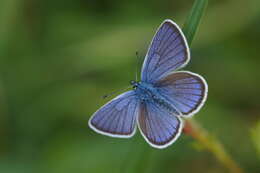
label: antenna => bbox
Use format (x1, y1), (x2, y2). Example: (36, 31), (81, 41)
(135, 51), (140, 81)
(102, 86), (132, 99)
(102, 51), (140, 99)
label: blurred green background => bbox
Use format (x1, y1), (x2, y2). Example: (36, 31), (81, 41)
(0, 0), (260, 172)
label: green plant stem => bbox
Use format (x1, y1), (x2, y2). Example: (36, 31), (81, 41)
(184, 119), (244, 173)
(183, 0), (208, 46)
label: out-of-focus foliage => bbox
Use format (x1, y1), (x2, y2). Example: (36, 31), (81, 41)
(251, 121), (260, 158)
(0, 0), (259, 173)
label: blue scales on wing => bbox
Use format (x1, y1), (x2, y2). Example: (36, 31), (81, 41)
(138, 101), (183, 148)
(155, 71), (207, 117)
(141, 20), (190, 83)
(89, 91), (140, 137)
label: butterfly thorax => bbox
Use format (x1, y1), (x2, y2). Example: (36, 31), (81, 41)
(132, 81), (179, 115)
(133, 81), (156, 101)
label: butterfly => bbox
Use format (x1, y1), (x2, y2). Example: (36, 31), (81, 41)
(88, 19), (208, 149)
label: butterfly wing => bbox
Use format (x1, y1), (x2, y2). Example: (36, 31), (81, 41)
(141, 19), (190, 83)
(155, 71), (208, 117)
(89, 91), (140, 138)
(137, 101), (183, 149)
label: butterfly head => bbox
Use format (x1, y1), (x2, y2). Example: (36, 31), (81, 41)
(130, 80), (138, 89)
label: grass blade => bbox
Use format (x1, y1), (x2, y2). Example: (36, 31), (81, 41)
(183, 0), (208, 45)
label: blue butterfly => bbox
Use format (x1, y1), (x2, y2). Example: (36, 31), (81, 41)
(89, 19), (208, 149)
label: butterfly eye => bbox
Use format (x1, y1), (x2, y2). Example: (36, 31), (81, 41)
(130, 80), (137, 86)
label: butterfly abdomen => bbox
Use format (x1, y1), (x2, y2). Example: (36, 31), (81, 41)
(153, 96), (180, 115)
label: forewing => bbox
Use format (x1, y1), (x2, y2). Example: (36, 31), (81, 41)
(89, 91), (139, 138)
(141, 19), (190, 83)
(138, 101), (183, 149)
(155, 71), (208, 117)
